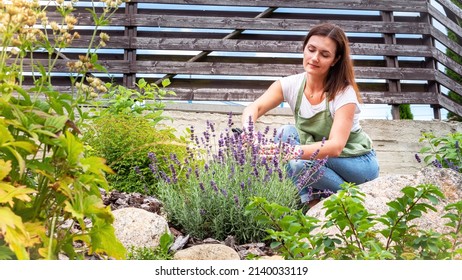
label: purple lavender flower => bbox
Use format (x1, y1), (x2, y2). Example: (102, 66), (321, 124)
(169, 163), (178, 184)
(189, 125), (195, 142)
(227, 112), (234, 128)
(200, 209), (206, 216)
(149, 163), (157, 174)
(170, 153), (181, 166)
(210, 180), (218, 193)
(207, 120), (215, 133)
(220, 189), (228, 197)
(234, 195), (240, 206)
(277, 169), (283, 181)
(199, 182), (205, 191)
(432, 159), (442, 168)
(415, 153), (422, 163)
(186, 167), (192, 179)
(148, 152), (157, 162)
(160, 171), (170, 183)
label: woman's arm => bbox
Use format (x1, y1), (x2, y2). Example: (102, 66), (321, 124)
(241, 80), (285, 129)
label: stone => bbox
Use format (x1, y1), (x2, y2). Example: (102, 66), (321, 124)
(112, 207), (170, 249)
(173, 244), (240, 260)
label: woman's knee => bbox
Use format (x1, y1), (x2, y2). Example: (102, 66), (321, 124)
(274, 125), (299, 144)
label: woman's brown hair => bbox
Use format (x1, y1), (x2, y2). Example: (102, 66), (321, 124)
(303, 23), (362, 102)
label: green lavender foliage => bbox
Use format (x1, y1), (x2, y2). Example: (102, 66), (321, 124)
(154, 117), (300, 243)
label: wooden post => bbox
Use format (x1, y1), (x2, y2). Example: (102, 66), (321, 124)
(381, 11), (402, 120)
(124, 2), (137, 88)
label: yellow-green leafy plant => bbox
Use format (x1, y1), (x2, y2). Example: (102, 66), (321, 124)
(0, 0), (128, 259)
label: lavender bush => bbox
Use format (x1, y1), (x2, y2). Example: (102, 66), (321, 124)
(152, 114), (308, 243)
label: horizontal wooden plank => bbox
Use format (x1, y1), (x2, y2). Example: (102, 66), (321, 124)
(134, 61), (303, 76)
(153, 86), (440, 104)
(354, 67), (436, 80)
(13, 59), (131, 73)
(133, 37), (302, 53)
(70, 36), (131, 49)
(350, 43), (433, 57)
(44, 13), (128, 26)
(131, 15), (431, 34)
(45, 13), (430, 35)
(360, 91), (439, 104)
(132, 0), (428, 12)
(13, 83), (442, 105)
(131, 37), (434, 57)
(134, 61), (437, 80)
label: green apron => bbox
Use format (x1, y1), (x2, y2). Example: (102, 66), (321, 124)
(294, 77), (372, 157)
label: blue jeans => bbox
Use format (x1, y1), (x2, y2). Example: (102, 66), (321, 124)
(275, 125), (380, 203)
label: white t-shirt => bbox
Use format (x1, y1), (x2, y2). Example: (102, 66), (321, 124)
(279, 72), (362, 132)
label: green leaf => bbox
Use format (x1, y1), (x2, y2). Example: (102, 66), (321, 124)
(270, 241), (282, 249)
(88, 219), (126, 260)
(59, 131), (84, 166)
(425, 194), (440, 205)
(159, 230), (174, 252)
(0, 244), (15, 260)
(387, 201), (403, 211)
(287, 223), (303, 235)
(161, 79), (171, 87)
(401, 186), (416, 198)
(137, 79), (147, 89)
(64, 201), (84, 221)
(0, 126), (14, 143)
(83, 195), (113, 221)
(44, 115), (68, 133)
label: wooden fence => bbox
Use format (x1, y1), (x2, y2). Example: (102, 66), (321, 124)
(25, 0), (462, 119)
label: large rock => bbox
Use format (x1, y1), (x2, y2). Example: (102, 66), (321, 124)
(173, 244), (240, 260)
(112, 207), (170, 249)
(307, 167), (462, 237)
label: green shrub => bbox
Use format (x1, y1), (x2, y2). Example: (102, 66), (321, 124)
(154, 117), (300, 244)
(418, 132), (462, 173)
(0, 0), (126, 259)
(93, 78), (175, 126)
(83, 114), (188, 194)
(247, 183), (462, 260)
(398, 104), (414, 120)
(127, 231), (174, 260)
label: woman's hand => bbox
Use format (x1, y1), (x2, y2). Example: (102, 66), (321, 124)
(259, 143), (304, 161)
